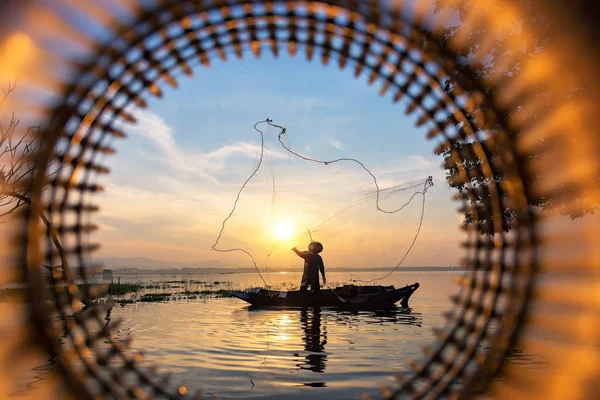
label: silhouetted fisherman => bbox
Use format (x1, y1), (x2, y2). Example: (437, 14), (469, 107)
(291, 241), (326, 293)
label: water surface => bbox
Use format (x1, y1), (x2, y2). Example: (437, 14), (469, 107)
(10, 271), (461, 399)
(111, 271), (456, 399)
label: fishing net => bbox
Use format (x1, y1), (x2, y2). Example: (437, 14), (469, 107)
(211, 119), (434, 286)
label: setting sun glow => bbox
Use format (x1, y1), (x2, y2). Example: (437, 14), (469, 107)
(272, 220), (295, 240)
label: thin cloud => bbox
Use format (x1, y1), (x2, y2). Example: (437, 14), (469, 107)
(327, 138), (344, 150)
(125, 108), (288, 183)
(203, 142), (287, 161)
(373, 155), (435, 175)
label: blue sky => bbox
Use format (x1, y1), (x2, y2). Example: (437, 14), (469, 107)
(93, 53), (464, 268)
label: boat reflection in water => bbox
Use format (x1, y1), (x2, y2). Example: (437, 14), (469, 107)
(247, 304), (424, 390)
(298, 308), (327, 376)
(15, 304), (425, 398)
(292, 307), (424, 377)
(345, 307), (423, 327)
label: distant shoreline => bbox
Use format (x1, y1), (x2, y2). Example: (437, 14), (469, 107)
(107, 266), (467, 276)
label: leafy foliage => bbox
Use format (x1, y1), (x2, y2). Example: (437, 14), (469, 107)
(433, 0), (599, 233)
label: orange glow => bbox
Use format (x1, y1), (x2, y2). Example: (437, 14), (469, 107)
(0, 33), (35, 76)
(271, 220), (295, 241)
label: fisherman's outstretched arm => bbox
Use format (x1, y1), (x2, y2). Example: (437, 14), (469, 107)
(319, 261), (326, 283)
(291, 247), (308, 259)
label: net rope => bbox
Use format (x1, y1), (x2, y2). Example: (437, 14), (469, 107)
(212, 119), (433, 287)
(211, 119), (270, 287)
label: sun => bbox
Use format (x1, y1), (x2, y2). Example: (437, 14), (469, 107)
(272, 220), (295, 240)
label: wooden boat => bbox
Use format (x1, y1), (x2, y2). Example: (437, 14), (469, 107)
(231, 283), (419, 309)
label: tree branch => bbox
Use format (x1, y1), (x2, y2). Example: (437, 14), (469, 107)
(2, 190), (70, 279)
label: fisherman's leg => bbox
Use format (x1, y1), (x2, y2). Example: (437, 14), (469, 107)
(312, 284), (320, 294)
(300, 267), (309, 291)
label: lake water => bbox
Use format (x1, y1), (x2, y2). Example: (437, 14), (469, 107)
(8, 271), (466, 399)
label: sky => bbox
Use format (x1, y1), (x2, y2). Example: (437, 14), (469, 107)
(91, 53), (465, 270)
(2, 3), (595, 274)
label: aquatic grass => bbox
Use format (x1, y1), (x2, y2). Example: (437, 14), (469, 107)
(72, 282), (145, 297)
(114, 299), (135, 306)
(130, 289), (233, 303)
(212, 289), (232, 298)
(107, 282), (144, 296)
(2, 278), (251, 305)
(146, 284), (165, 289)
(139, 293), (172, 302)
(183, 289), (232, 298)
